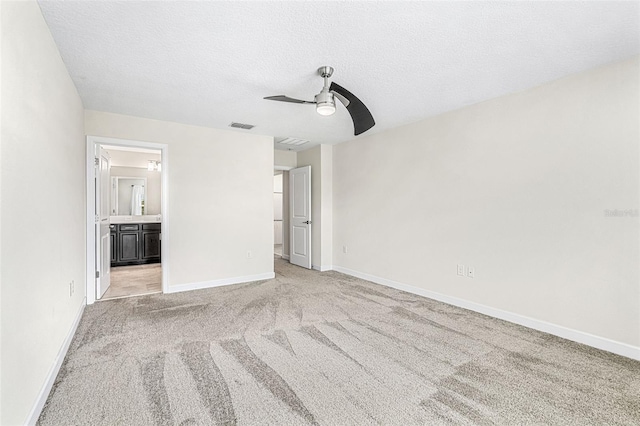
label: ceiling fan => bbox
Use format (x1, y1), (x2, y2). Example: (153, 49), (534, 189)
(264, 66), (375, 136)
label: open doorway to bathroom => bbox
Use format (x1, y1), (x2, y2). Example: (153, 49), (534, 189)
(86, 135), (169, 305)
(100, 144), (163, 300)
(274, 171), (284, 257)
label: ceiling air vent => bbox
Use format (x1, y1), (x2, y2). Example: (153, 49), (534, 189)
(229, 122), (255, 130)
(277, 137), (309, 146)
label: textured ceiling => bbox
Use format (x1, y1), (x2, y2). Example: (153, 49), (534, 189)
(38, 1), (639, 150)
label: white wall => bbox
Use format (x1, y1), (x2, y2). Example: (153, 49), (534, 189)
(1, 2), (86, 424)
(110, 166), (162, 215)
(297, 145), (333, 270)
(274, 149), (297, 168)
(0, 1), (4, 418)
(85, 110), (274, 288)
(320, 145), (333, 269)
(333, 57), (640, 349)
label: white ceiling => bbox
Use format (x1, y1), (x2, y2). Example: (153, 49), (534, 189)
(38, 1), (639, 151)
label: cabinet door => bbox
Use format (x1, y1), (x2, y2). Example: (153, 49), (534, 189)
(119, 232), (139, 262)
(110, 232), (117, 263)
(141, 231), (161, 260)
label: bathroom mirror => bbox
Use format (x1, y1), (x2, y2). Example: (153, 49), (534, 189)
(111, 177), (147, 216)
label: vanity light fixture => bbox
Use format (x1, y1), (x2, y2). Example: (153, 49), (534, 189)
(147, 160), (161, 172)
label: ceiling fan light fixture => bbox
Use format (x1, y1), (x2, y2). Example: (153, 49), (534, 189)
(316, 102), (336, 116)
(315, 89), (336, 116)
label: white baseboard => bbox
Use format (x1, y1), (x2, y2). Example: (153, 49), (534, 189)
(26, 298), (86, 426)
(282, 254), (290, 260)
(332, 265), (640, 361)
(165, 272), (275, 294)
(312, 265), (333, 272)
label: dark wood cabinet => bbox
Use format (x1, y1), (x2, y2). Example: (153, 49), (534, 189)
(142, 231), (161, 260)
(119, 232), (139, 262)
(110, 223), (161, 267)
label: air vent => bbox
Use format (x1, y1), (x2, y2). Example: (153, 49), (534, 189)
(229, 122), (255, 130)
(277, 137), (309, 146)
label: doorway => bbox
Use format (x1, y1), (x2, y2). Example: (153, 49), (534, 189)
(86, 136), (169, 305)
(274, 171), (284, 257)
(274, 167), (293, 260)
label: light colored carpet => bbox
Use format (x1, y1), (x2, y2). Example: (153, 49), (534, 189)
(39, 257), (640, 425)
(103, 264), (162, 300)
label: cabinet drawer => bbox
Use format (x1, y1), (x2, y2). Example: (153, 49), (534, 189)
(119, 224), (140, 231)
(142, 223), (161, 231)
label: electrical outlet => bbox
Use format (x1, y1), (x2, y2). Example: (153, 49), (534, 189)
(457, 264), (465, 276)
(246, 250), (253, 259)
(343, 245), (348, 254)
(467, 267), (475, 279)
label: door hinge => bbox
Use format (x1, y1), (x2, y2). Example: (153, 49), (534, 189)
(95, 157), (100, 166)
(95, 215), (100, 223)
(95, 271), (100, 278)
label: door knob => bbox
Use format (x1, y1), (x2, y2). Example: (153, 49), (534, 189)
(303, 220), (312, 224)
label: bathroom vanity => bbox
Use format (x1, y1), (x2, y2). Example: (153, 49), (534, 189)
(109, 218), (161, 267)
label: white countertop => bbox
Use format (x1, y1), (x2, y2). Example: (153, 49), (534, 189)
(110, 215), (162, 224)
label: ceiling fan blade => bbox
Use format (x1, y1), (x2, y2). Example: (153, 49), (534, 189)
(329, 82), (375, 135)
(264, 95), (315, 104)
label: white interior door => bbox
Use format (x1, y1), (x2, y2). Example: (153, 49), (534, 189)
(96, 146), (111, 299)
(290, 166), (311, 269)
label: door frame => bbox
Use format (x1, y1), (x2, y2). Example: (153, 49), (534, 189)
(85, 135), (170, 304)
